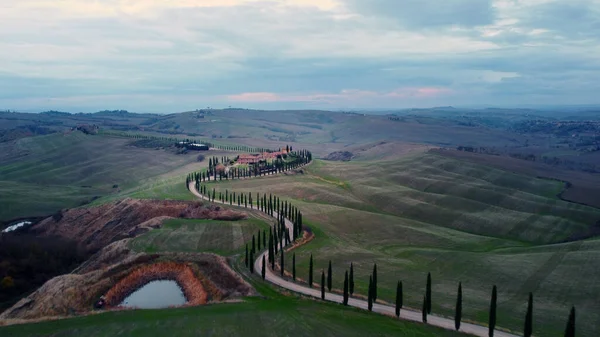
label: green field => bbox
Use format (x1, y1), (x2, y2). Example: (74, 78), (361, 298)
(3, 130), (599, 336)
(129, 218), (270, 255)
(133, 110), (526, 156)
(0, 296), (466, 337)
(0, 132), (224, 222)
(203, 153), (600, 337)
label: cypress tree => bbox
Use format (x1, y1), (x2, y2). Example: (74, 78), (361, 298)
(274, 226), (278, 255)
(263, 229), (266, 248)
(244, 244), (248, 267)
(270, 245), (275, 270)
(343, 271), (349, 306)
(489, 285), (497, 337)
(349, 263), (355, 295)
(261, 254), (266, 280)
(327, 260), (332, 291)
(249, 250), (254, 273)
(308, 254), (313, 288)
(293, 221), (297, 240)
(564, 306), (575, 337)
(422, 296), (428, 323)
(285, 228), (290, 246)
(257, 231), (261, 250)
(524, 292), (533, 337)
(395, 281), (403, 317)
(426, 272), (432, 314)
(292, 253), (296, 281)
(372, 264), (378, 301)
(321, 270), (325, 300)
(368, 275), (373, 312)
(280, 249), (284, 277)
(455, 282), (462, 331)
(252, 235), (256, 253)
(268, 231), (273, 263)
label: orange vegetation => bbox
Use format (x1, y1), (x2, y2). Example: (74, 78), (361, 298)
(285, 230), (315, 253)
(215, 164), (226, 174)
(105, 262), (208, 307)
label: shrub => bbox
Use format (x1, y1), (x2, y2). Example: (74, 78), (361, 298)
(1, 276), (15, 289)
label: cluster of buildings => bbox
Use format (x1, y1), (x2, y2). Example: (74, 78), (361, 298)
(237, 149), (288, 164)
(177, 141), (209, 151)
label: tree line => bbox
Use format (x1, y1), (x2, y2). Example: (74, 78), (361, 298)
(184, 145), (577, 337)
(100, 130), (272, 153)
(186, 149), (312, 184)
(197, 185), (304, 245)
(275, 254), (577, 337)
(238, 190), (575, 337)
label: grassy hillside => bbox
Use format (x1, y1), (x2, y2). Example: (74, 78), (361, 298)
(0, 132), (218, 222)
(203, 153), (600, 337)
(129, 218), (269, 255)
(434, 149), (600, 208)
(0, 296), (466, 337)
(146, 110), (525, 157)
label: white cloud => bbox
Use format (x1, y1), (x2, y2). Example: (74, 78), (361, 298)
(7, 0), (342, 18)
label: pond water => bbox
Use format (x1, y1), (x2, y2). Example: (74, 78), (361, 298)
(2, 221), (32, 233)
(120, 280), (186, 309)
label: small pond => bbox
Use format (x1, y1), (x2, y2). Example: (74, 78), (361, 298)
(120, 280), (186, 309)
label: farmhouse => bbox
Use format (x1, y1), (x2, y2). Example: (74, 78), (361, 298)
(263, 151), (284, 159)
(234, 146), (292, 165)
(237, 154), (262, 164)
(177, 141), (209, 151)
(187, 143), (209, 151)
(236, 148), (289, 164)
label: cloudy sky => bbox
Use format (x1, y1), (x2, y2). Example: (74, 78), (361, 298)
(1, 0), (599, 112)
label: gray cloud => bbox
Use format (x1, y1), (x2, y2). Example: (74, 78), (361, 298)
(0, 0), (598, 111)
(520, 0), (600, 39)
(344, 0), (496, 28)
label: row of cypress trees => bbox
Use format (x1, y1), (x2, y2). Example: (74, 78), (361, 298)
(102, 130), (274, 153)
(293, 257), (577, 337)
(231, 189), (577, 336)
(187, 146), (311, 267)
(186, 149), (312, 184)
(234, 184), (578, 337)
(191, 149), (312, 284)
(194, 185), (305, 241)
(188, 148), (577, 337)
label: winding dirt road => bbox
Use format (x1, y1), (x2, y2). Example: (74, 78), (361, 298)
(188, 169), (519, 337)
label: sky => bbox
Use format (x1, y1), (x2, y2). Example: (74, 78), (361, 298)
(0, 0), (599, 113)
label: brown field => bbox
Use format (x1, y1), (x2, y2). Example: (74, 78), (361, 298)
(30, 198), (247, 252)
